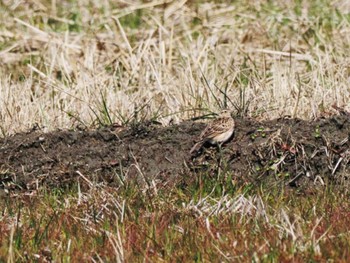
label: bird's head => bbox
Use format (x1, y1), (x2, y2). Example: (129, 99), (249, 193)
(219, 109), (232, 118)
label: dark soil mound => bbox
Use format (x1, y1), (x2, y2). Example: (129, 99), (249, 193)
(0, 115), (349, 192)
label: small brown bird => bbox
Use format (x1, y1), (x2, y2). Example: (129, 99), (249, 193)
(190, 110), (235, 154)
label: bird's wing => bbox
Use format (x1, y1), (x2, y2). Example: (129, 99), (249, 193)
(200, 118), (230, 140)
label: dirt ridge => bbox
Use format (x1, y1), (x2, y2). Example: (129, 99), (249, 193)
(0, 116), (349, 192)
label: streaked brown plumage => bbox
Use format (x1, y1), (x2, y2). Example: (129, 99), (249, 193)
(190, 110), (235, 154)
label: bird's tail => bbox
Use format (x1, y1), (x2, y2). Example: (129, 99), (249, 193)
(190, 141), (203, 154)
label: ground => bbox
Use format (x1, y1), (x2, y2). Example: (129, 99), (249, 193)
(1, 114), (349, 193)
(1, 0), (350, 260)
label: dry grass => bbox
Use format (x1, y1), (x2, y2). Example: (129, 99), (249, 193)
(1, 0), (349, 135)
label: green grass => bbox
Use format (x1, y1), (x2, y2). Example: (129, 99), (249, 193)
(1, 176), (350, 261)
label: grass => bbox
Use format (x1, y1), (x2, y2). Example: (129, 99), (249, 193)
(1, 0), (350, 261)
(1, 177), (350, 261)
(1, 0), (349, 135)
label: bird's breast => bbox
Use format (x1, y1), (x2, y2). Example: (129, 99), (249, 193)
(212, 128), (234, 143)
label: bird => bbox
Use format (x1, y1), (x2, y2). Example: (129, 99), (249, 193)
(190, 110), (235, 154)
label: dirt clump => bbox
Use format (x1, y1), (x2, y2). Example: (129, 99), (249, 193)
(0, 115), (349, 192)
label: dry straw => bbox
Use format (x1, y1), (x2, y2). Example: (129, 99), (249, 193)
(0, 1), (349, 135)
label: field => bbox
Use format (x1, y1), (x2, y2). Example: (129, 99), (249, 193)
(1, 0), (350, 261)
